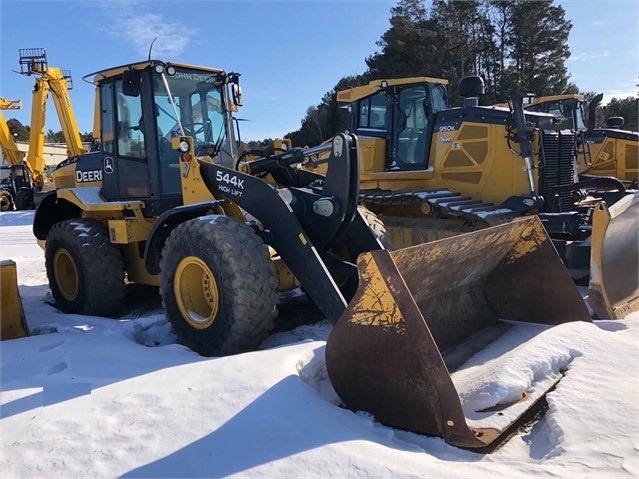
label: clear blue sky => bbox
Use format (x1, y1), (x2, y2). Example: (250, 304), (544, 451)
(1, 0), (637, 142)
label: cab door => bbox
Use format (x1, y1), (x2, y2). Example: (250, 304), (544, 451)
(100, 78), (152, 201)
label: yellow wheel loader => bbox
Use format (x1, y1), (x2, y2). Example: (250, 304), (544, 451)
(30, 59), (590, 449)
(328, 76), (639, 320)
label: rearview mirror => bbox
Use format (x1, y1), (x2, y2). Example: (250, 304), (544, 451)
(232, 84), (243, 107)
(122, 69), (141, 97)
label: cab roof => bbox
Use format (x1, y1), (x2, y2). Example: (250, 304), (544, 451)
(337, 77), (449, 103)
(82, 60), (225, 85)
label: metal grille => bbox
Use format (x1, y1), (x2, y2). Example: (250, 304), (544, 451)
(539, 131), (576, 212)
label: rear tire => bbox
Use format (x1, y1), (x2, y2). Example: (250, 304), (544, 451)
(357, 205), (394, 250)
(0, 189), (13, 211)
(160, 215), (278, 357)
(45, 218), (125, 316)
(14, 189), (34, 210)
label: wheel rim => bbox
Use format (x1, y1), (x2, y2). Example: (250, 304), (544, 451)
(53, 248), (79, 301)
(174, 256), (219, 329)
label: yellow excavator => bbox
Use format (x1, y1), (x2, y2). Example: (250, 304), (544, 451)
(3, 58), (596, 450)
(523, 93), (638, 187)
(324, 76), (638, 321)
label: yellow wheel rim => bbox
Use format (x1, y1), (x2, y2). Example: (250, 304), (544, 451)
(174, 256), (219, 329)
(53, 248), (79, 301)
(0, 196), (10, 211)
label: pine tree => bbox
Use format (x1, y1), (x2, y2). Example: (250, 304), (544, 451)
(365, 0), (439, 79)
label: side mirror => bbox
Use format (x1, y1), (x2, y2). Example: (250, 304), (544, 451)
(232, 84), (243, 107)
(122, 69), (141, 97)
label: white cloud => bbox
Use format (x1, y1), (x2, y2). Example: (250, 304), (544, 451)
(568, 50), (610, 62)
(602, 89), (638, 103)
(97, 1), (199, 58)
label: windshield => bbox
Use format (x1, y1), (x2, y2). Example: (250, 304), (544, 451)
(153, 67), (229, 155)
(573, 102), (587, 131)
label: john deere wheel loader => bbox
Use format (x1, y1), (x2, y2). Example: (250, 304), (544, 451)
(28, 59), (591, 449)
(329, 76), (639, 320)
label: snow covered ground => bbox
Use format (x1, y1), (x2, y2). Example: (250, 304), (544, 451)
(1, 210), (638, 478)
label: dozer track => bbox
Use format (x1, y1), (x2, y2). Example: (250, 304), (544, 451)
(360, 188), (523, 226)
(360, 188), (639, 320)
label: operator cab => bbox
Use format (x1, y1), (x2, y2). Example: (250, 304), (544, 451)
(342, 78), (450, 170)
(84, 60), (242, 216)
(526, 96), (587, 132)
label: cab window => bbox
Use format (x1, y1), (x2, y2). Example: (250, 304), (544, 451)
(358, 92), (387, 130)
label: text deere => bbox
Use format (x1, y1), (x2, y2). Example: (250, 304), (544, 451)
(76, 169), (103, 183)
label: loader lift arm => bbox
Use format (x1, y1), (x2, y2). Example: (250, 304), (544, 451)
(183, 132), (382, 322)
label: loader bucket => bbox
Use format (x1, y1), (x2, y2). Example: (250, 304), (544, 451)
(588, 194), (639, 319)
(0, 260), (28, 340)
(325, 216), (590, 449)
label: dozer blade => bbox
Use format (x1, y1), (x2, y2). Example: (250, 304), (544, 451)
(0, 260), (28, 340)
(588, 194), (639, 319)
(325, 216), (590, 449)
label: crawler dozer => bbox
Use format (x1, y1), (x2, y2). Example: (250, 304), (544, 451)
(329, 76), (639, 320)
(31, 60), (590, 449)
(523, 93), (638, 187)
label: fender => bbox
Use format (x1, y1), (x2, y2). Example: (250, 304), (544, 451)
(144, 200), (227, 275)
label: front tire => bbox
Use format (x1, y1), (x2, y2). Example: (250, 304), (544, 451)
(160, 215), (278, 357)
(329, 206), (393, 299)
(45, 218), (125, 316)
(14, 189), (34, 210)
(0, 189), (13, 211)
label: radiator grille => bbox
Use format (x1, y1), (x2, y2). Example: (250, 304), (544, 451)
(539, 131), (576, 212)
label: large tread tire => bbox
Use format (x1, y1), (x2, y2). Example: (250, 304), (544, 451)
(45, 218), (125, 316)
(14, 189), (34, 210)
(160, 215), (278, 357)
(0, 189), (14, 212)
(357, 205), (394, 250)
(329, 206), (394, 300)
